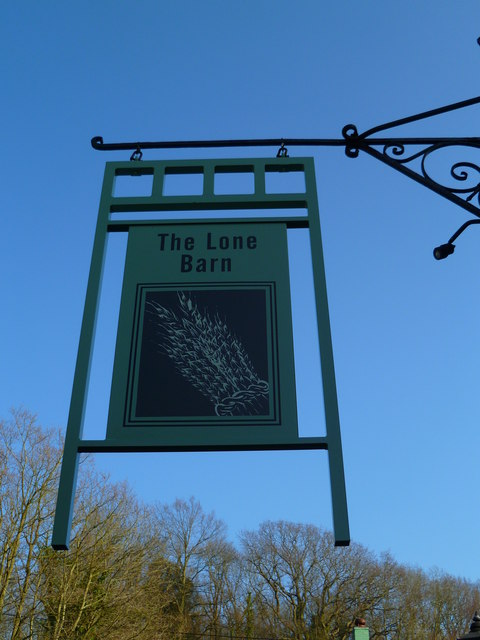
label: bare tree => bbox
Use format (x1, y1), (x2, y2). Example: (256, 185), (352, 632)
(0, 408), (63, 640)
(198, 538), (240, 639)
(154, 497), (228, 637)
(241, 520), (325, 640)
(241, 521), (411, 640)
(423, 570), (480, 640)
(1, 408), (479, 640)
(38, 462), (154, 640)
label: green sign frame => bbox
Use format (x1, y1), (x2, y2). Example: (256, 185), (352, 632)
(52, 157), (349, 549)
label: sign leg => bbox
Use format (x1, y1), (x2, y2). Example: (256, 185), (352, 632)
(328, 444), (350, 546)
(51, 442), (79, 550)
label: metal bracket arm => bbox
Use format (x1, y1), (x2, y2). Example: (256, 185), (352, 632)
(91, 95), (480, 218)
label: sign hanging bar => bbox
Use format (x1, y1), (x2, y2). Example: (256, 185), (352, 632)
(91, 95), (480, 154)
(91, 134), (480, 152)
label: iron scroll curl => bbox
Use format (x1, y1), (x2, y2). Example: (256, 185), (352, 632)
(381, 141), (480, 208)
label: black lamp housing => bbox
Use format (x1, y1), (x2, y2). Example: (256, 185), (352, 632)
(433, 243), (455, 260)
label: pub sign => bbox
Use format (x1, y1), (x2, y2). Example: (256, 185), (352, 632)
(107, 222), (299, 446)
(52, 157), (349, 550)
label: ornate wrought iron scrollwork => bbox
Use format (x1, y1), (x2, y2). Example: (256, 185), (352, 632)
(342, 94), (480, 218)
(379, 141), (480, 209)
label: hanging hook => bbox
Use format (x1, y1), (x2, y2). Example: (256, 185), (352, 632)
(130, 145), (143, 161)
(276, 141), (289, 158)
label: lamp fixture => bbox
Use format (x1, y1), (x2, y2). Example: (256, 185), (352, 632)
(433, 219), (480, 260)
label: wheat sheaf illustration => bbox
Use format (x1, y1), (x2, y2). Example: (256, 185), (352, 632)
(147, 291), (269, 416)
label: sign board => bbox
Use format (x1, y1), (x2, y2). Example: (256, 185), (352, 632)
(52, 157), (349, 550)
(107, 223), (298, 445)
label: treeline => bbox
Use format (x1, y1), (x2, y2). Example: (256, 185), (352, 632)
(0, 409), (478, 640)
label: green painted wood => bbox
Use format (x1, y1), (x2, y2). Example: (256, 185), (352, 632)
(304, 163), (350, 546)
(106, 222), (298, 445)
(52, 157), (350, 549)
(77, 437), (328, 453)
(51, 164), (115, 550)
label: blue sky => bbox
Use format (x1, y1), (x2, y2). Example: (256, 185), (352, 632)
(2, 2), (480, 582)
